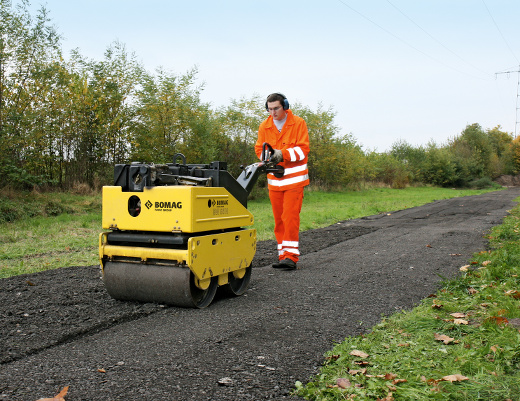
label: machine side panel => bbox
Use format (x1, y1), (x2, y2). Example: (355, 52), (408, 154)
(187, 229), (256, 280)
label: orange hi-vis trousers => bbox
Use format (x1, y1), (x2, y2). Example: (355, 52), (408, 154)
(269, 187), (304, 263)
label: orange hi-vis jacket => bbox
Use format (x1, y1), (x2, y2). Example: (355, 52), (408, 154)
(255, 109), (310, 191)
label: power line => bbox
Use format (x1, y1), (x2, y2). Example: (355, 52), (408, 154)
(335, 0), (487, 81)
(482, 0), (519, 64)
(386, 0), (489, 77)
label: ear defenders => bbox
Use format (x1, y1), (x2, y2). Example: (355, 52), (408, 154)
(265, 93), (289, 111)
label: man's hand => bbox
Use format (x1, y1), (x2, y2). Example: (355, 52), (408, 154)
(270, 149), (283, 164)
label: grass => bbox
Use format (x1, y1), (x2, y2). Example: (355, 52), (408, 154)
(294, 197), (520, 400)
(0, 192), (102, 277)
(0, 186), (498, 279)
(250, 186), (500, 241)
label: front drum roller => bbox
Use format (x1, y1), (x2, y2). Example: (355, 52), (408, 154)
(102, 262), (218, 308)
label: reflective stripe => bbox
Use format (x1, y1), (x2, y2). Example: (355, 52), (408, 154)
(281, 248), (300, 255)
(282, 240), (299, 248)
(268, 174), (309, 187)
(294, 146), (305, 160)
(284, 164), (307, 175)
(288, 148), (296, 162)
(277, 243), (283, 249)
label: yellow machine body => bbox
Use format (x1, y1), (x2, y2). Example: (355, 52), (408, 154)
(102, 185), (254, 232)
(99, 184), (256, 308)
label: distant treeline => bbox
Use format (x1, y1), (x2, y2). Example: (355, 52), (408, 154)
(1, 1), (519, 192)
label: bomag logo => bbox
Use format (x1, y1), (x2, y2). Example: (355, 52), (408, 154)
(151, 200), (182, 209)
(208, 199), (229, 208)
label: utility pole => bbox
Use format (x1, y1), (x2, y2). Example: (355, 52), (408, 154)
(496, 65), (520, 137)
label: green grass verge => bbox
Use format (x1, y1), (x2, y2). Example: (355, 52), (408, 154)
(294, 198), (520, 400)
(0, 186), (498, 279)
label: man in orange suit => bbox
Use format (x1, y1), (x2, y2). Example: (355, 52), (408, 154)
(255, 93), (310, 270)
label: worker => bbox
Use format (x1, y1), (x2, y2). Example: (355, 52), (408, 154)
(255, 93), (310, 270)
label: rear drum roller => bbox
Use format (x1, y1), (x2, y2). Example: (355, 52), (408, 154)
(103, 261), (218, 308)
(221, 264), (252, 297)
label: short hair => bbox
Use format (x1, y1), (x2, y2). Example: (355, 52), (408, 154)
(266, 93), (286, 104)
(265, 93), (289, 111)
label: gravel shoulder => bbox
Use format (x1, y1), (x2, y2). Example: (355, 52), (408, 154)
(1, 188), (519, 400)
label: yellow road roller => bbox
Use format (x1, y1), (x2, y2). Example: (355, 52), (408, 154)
(99, 147), (282, 308)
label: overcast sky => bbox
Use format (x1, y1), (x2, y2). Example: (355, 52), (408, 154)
(32, 0), (520, 151)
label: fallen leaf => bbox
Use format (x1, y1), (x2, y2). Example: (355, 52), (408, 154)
(434, 333), (455, 344)
(384, 373), (398, 380)
(337, 378), (352, 389)
(377, 391), (394, 401)
(450, 313), (466, 318)
(505, 290), (520, 299)
(453, 319), (469, 325)
(486, 316), (509, 326)
(441, 374), (469, 383)
(467, 287), (478, 295)
(350, 350), (369, 358)
(325, 354), (340, 361)
(349, 368), (367, 375)
(36, 386), (69, 401)
(97, 368), (106, 373)
(432, 299), (443, 309)
(459, 265), (470, 272)
(393, 379), (407, 385)
(482, 260), (492, 266)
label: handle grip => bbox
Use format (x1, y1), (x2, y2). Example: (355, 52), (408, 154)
(261, 142), (275, 162)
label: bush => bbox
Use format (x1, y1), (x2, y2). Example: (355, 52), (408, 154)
(468, 177), (501, 189)
(44, 200), (65, 216)
(0, 198), (22, 223)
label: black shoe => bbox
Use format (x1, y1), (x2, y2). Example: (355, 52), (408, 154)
(272, 258), (297, 270)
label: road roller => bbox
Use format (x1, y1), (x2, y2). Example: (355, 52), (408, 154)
(99, 146), (283, 308)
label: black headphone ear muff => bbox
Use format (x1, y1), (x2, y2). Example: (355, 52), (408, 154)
(265, 93), (290, 111)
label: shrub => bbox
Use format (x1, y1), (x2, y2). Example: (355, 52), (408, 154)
(468, 176), (500, 189)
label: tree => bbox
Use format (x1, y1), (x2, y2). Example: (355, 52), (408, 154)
(0, 0), (61, 187)
(215, 96), (265, 177)
(131, 67), (211, 164)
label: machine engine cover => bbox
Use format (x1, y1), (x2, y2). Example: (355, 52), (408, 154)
(102, 185), (254, 233)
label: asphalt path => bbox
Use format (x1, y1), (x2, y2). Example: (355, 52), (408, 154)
(1, 188), (519, 400)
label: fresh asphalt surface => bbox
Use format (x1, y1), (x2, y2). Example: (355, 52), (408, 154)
(1, 188), (520, 400)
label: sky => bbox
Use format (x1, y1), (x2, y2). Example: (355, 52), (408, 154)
(29, 0), (520, 152)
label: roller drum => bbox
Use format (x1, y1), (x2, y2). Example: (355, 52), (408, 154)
(102, 262), (217, 308)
